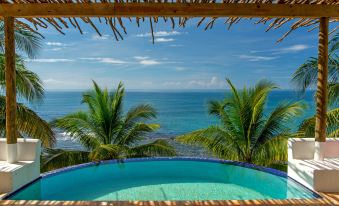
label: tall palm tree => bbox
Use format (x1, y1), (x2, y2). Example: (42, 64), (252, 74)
(42, 81), (176, 172)
(177, 79), (305, 166)
(0, 22), (55, 147)
(291, 33), (338, 137)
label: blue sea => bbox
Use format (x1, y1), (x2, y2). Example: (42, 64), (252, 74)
(29, 90), (316, 155)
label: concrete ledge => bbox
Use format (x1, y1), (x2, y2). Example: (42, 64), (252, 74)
(288, 138), (339, 192)
(0, 139), (41, 194)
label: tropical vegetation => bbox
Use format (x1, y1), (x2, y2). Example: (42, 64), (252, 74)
(42, 81), (176, 172)
(292, 32), (338, 137)
(0, 20), (55, 147)
(177, 79), (305, 167)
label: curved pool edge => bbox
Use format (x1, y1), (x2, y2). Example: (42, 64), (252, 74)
(3, 157), (322, 200)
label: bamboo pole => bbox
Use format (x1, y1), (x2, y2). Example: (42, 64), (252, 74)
(314, 17), (329, 161)
(4, 16), (17, 163)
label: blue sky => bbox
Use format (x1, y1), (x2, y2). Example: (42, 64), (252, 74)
(24, 18), (323, 91)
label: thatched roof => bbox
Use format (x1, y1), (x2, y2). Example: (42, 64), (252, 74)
(1, 0), (338, 42)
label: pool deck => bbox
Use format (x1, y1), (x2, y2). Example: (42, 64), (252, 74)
(0, 193), (338, 206)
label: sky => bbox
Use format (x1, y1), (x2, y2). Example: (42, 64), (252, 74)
(23, 18), (327, 91)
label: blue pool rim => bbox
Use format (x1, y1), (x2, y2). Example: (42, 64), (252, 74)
(4, 157), (322, 200)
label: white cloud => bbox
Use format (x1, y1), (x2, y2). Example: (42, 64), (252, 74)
(188, 76), (222, 88)
(163, 77), (222, 88)
(163, 81), (182, 86)
(250, 44), (310, 55)
(50, 48), (63, 51)
(43, 78), (62, 84)
(26, 58), (73, 63)
(91, 34), (110, 40)
(154, 38), (175, 43)
(80, 57), (127, 64)
(46, 42), (67, 46)
(276, 44), (310, 53)
(169, 44), (183, 47)
(136, 31), (181, 37)
(174, 67), (187, 71)
(133, 56), (162, 66)
(134, 56), (149, 60)
(238, 55), (277, 62)
(139, 59), (161, 65)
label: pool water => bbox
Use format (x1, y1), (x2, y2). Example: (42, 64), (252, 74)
(8, 159), (318, 201)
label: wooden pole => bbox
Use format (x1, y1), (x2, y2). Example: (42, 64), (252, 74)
(314, 17), (329, 161)
(4, 16), (17, 163)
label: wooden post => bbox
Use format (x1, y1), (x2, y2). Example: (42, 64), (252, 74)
(314, 17), (329, 161)
(4, 17), (17, 163)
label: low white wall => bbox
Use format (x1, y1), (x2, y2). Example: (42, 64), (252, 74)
(0, 138), (41, 194)
(288, 138), (339, 192)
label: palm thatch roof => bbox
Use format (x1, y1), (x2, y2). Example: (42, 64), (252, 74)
(1, 0), (338, 42)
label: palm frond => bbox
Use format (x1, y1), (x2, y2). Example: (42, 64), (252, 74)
(177, 126), (244, 161)
(178, 79), (306, 165)
(0, 54), (44, 103)
(328, 83), (339, 106)
(49, 81), (169, 171)
(291, 57), (318, 93)
(0, 96), (55, 147)
(255, 101), (305, 149)
(129, 139), (176, 157)
(41, 148), (90, 172)
(89, 144), (122, 161)
(117, 123), (160, 146)
(291, 33), (338, 96)
(0, 21), (42, 58)
(329, 32), (339, 53)
(298, 108), (339, 138)
(52, 111), (100, 150)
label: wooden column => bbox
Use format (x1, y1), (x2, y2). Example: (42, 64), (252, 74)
(4, 17), (18, 163)
(315, 17), (329, 143)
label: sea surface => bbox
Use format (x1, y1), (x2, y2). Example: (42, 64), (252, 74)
(28, 90), (316, 156)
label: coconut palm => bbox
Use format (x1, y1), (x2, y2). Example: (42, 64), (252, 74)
(42, 81), (176, 172)
(0, 23), (55, 147)
(177, 79), (305, 166)
(292, 33), (338, 137)
(0, 20), (42, 59)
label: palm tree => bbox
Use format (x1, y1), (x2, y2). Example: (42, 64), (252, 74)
(0, 20), (42, 59)
(42, 81), (176, 172)
(292, 33), (338, 137)
(0, 22), (55, 147)
(177, 79), (305, 166)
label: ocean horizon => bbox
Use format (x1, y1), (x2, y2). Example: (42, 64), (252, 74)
(28, 90), (316, 156)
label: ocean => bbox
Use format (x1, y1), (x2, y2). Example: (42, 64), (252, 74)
(29, 90), (316, 156)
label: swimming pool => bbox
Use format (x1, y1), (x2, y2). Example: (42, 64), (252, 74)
(6, 158), (319, 201)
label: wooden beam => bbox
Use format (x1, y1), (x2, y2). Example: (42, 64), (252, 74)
(4, 16), (17, 147)
(315, 17), (329, 142)
(0, 3), (338, 18)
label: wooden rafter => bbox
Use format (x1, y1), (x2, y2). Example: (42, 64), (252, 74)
(0, 3), (338, 18)
(0, 1), (338, 42)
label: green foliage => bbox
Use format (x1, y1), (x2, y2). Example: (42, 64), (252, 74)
(177, 79), (305, 166)
(291, 32), (338, 97)
(0, 54), (44, 102)
(292, 33), (339, 137)
(0, 20), (42, 58)
(297, 108), (339, 138)
(43, 81), (176, 172)
(0, 24), (54, 147)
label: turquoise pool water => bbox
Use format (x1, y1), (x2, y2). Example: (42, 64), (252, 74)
(8, 159), (318, 201)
